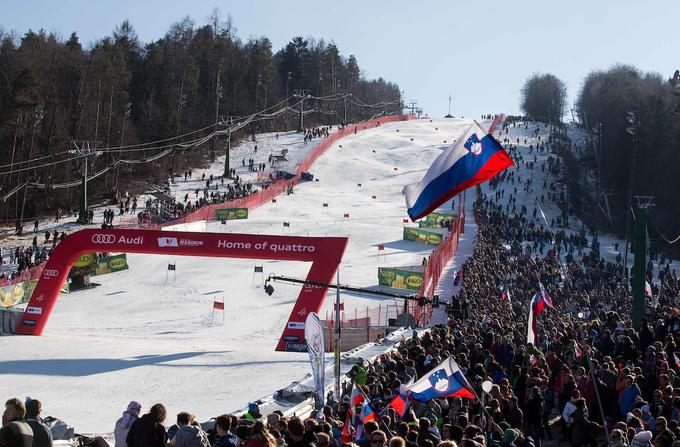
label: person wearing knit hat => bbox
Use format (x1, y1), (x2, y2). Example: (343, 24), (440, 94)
(114, 401), (142, 447)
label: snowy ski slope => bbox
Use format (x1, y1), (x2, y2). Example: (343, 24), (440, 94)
(1, 117), (475, 433)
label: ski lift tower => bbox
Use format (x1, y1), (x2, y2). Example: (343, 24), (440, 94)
(69, 140), (100, 224)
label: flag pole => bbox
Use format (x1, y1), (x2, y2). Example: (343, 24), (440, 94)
(577, 338), (610, 444)
(356, 385), (394, 438)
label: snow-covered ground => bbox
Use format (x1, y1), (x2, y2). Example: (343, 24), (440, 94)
(1, 117), (477, 433)
(0, 128), (328, 272)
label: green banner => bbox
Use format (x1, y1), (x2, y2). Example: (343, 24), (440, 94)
(69, 253), (97, 277)
(215, 207), (248, 221)
(95, 253), (129, 275)
(403, 227), (443, 245)
(378, 267), (424, 291)
(426, 212), (456, 223)
(0, 280), (38, 308)
(70, 253), (129, 277)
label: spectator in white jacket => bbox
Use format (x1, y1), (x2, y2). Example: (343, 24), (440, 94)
(114, 401), (141, 447)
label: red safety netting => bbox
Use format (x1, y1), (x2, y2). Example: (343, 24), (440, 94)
(9, 263), (45, 285)
(150, 114), (415, 228)
(411, 208), (466, 325)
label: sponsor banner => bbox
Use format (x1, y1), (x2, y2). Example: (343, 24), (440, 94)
(305, 312), (326, 408)
(285, 342), (308, 352)
(70, 253), (129, 277)
(283, 335), (299, 343)
(215, 207), (248, 221)
(0, 280), (38, 308)
(287, 321), (305, 330)
(22, 319), (36, 326)
(425, 211), (456, 223)
(403, 227), (443, 246)
(95, 254), (129, 275)
(27, 306), (42, 315)
(378, 267), (424, 291)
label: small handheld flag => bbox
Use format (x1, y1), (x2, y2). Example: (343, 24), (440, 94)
(388, 393), (410, 418)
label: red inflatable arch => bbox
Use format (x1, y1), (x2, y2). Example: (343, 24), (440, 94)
(15, 229), (348, 352)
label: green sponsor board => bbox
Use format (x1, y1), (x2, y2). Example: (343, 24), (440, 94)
(419, 219), (452, 228)
(95, 253), (129, 275)
(69, 253), (97, 277)
(426, 212), (456, 223)
(70, 253), (129, 277)
(378, 267), (424, 291)
(0, 279), (38, 308)
(215, 207), (249, 221)
(403, 227), (443, 246)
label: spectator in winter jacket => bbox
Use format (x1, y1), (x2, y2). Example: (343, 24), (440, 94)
(213, 415), (237, 447)
(126, 404), (167, 447)
(114, 401), (141, 447)
(0, 398), (33, 447)
(619, 375), (642, 416)
(24, 400), (52, 447)
(170, 413), (209, 447)
(242, 404), (261, 423)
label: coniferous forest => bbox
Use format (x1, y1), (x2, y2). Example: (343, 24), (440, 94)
(0, 11), (403, 222)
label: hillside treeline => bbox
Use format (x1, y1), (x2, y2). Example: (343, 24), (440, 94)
(0, 11), (402, 221)
(521, 66), (680, 255)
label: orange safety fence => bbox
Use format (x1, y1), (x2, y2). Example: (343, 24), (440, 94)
(410, 207), (466, 325)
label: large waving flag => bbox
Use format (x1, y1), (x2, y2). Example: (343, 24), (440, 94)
(406, 356), (475, 401)
(403, 121), (514, 221)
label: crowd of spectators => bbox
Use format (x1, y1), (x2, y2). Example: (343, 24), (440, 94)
(8, 120), (680, 447)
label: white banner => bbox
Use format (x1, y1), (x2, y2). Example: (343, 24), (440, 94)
(305, 312), (325, 409)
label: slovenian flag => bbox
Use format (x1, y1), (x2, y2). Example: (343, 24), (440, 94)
(674, 352), (680, 369)
(349, 385), (364, 425)
(355, 403), (376, 441)
(403, 121), (514, 221)
(527, 293), (548, 345)
(645, 281), (653, 298)
(574, 343), (583, 361)
(501, 288), (510, 304)
(406, 356), (475, 401)
(539, 282), (553, 308)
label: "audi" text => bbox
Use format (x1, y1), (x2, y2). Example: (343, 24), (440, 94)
(92, 234), (144, 245)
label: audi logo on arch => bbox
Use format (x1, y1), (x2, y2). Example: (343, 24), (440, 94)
(43, 269), (59, 278)
(92, 234), (116, 244)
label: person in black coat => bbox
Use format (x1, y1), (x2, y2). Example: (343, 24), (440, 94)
(570, 399), (601, 447)
(25, 400), (52, 447)
(126, 404), (167, 447)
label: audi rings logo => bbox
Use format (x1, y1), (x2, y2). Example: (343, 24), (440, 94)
(92, 234), (116, 244)
(43, 269), (59, 278)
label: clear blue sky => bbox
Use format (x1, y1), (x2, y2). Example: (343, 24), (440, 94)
(2, 0), (678, 118)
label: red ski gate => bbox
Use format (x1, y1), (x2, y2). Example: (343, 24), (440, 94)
(15, 229), (348, 352)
